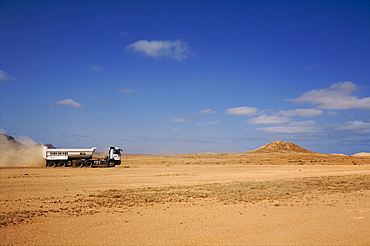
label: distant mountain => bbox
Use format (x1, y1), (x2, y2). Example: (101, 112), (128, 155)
(0, 134), (55, 148)
(251, 140), (314, 153)
(43, 143), (56, 149)
(352, 152), (370, 157)
(0, 134), (23, 148)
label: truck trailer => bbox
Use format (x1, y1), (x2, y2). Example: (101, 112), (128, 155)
(43, 146), (122, 167)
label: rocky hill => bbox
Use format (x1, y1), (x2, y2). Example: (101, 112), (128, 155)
(352, 152), (370, 157)
(44, 143), (56, 149)
(0, 134), (23, 148)
(251, 140), (314, 153)
(1, 134), (55, 149)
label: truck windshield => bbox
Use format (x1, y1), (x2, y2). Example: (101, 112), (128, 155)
(112, 149), (121, 155)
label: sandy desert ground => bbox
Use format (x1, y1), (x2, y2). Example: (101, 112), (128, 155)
(1, 151), (370, 245)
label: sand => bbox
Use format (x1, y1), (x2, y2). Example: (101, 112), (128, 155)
(1, 152), (369, 245)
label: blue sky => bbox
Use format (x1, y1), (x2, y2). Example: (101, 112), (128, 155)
(1, 1), (369, 155)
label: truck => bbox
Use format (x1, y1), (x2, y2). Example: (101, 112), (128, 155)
(43, 146), (122, 167)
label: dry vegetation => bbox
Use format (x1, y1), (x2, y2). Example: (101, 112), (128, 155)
(87, 174), (370, 207)
(1, 174), (369, 227)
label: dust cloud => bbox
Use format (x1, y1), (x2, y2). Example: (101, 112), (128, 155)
(0, 135), (44, 167)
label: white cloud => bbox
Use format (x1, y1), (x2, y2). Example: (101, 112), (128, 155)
(118, 88), (135, 94)
(196, 121), (220, 126)
(257, 125), (321, 133)
(170, 117), (186, 122)
(258, 120), (320, 133)
(286, 82), (370, 110)
(0, 128), (6, 134)
(126, 39), (192, 61)
(0, 70), (15, 82)
(200, 109), (216, 114)
(171, 128), (180, 132)
(306, 62), (327, 71)
(327, 111), (338, 116)
(119, 31), (129, 38)
(89, 64), (102, 72)
(288, 120), (316, 126)
(257, 120), (370, 135)
(225, 107), (258, 116)
(248, 115), (291, 124)
(277, 108), (323, 117)
(334, 120), (370, 134)
(53, 99), (82, 108)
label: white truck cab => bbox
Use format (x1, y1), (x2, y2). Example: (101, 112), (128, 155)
(109, 146), (123, 166)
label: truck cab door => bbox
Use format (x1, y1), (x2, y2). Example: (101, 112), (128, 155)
(109, 147), (121, 161)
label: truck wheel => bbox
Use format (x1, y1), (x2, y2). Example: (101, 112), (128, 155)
(48, 161), (57, 167)
(58, 161), (66, 167)
(85, 160), (93, 167)
(108, 160), (115, 167)
(76, 160), (84, 167)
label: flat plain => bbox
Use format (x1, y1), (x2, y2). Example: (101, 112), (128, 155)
(1, 151), (370, 245)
